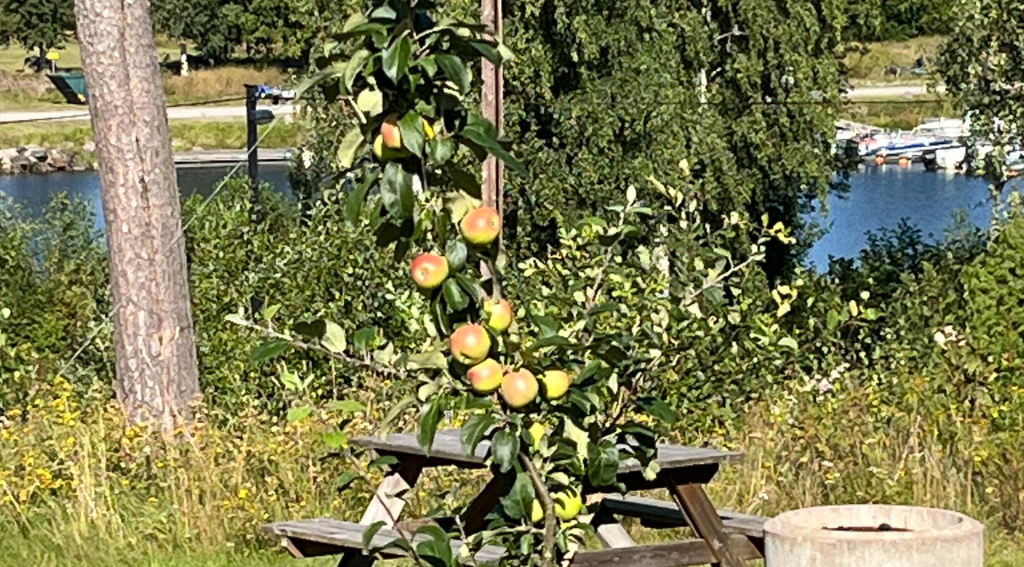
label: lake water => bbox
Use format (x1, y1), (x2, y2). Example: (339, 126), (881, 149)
(0, 164), (1018, 268)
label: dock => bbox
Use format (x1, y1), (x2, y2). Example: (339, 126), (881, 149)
(173, 148), (295, 166)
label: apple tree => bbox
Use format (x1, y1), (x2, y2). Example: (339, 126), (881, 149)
(240, 0), (784, 565)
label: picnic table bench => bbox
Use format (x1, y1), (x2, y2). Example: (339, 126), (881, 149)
(263, 429), (766, 567)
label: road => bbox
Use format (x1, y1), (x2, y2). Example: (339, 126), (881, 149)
(845, 84), (943, 100)
(0, 84), (939, 125)
(0, 103), (296, 125)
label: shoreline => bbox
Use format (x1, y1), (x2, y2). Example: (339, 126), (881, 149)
(1, 146), (295, 175)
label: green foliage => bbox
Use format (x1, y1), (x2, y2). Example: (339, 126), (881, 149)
(844, 0), (953, 41)
(938, 0), (1024, 189)
(499, 0), (847, 278)
(963, 211), (1024, 386)
(0, 0), (74, 56)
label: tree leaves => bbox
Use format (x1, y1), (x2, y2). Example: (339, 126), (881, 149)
(398, 111), (426, 157)
(587, 443), (619, 487)
(491, 429), (520, 473)
(460, 413), (495, 455)
(434, 54), (470, 93)
(250, 339), (290, 364)
(380, 162), (414, 220)
(382, 33), (412, 84)
(460, 115), (526, 176)
(501, 471), (536, 520)
(417, 399), (442, 454)
(337, 127), (365, 169)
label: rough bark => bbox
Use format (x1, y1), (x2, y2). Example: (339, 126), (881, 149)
(74, 0), (200, 429)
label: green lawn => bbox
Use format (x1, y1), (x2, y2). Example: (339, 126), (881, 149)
(845, 36), (946, 86)
(0, 119), (306, 152)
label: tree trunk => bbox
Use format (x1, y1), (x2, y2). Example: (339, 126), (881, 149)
(74, 0), (201, 430)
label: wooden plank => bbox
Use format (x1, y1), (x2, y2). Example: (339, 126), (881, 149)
(669, 482), (747, 567)
(591, 510), (637, 548)
(352, 430), (743, 473)
(598, 494), (767, 538)
(571, 534), (761, 567)
(461, 475), (504, 534)
(263, 519), (505, 564)
(358, 456), (424, 527)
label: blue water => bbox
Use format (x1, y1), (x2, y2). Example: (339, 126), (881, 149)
(0, 164), (1018, 267)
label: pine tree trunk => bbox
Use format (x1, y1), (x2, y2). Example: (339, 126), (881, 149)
(73, 0), (201, 430)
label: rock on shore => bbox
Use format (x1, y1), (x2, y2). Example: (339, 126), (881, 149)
(0, 146), (93, 175)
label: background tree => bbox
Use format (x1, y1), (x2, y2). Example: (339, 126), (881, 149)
(0, 0), (75, 66)
(151, 0), (233, 63)
(500, 0), (847, 278)
(938, 0), (1024, 197)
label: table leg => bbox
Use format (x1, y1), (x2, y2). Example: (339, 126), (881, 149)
(337, 456), (426, 567)
(668, 479), (746, 567)
(460, 475), (503, 534)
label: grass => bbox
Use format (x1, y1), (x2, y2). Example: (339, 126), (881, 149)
(845, 36), (946, 85)
(840, 95), (956, 130)
(0, 119), (307, 153)
(0, 41), (290, 111)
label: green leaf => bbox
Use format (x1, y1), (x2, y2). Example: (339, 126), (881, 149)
(250, 339), (291, 364)
(321, 321), (348, 354)
(425, 138), (455, 165)
(445, 240), (468, 272)
(370, 455), (399, 469)
(355, 89), (384, 116)
(383, 395), (417, 425)
(344, 50), (370, 93)
(352, 327), (378, 353)
(326, 400), (366, 414)
(465, 39), (501, 64)
(338, 21), (388, 41)
(435, 54), (470, 93)
(526, 335), (573, 353)
(443, 278), (469, 311)
(405, 350), (448, 370)
(345, 170), (378, 225)
(461, 414), (495, 455)
(336, 470), (360, 491)
(416, 56), (438, 77)
(380, 162), (415, 220)
(414, 525), (454, 565)
(435, 209), (451, 248)
(417, 400), (442, 454)
(323, 430), (348, 449)
(778, 336), (799, 350)
(528, 308), (560, 338)
(460, 115), (526, 176)
(398, 111), (426, 157)
(586, 302), (619, 318)
(287, 406), (314, 423)
(490, 429), (519, 473)
(454, 273), (484, 302)
(637, 397), (678, 425)
(382, 33), (412, 84)
(337, 126), (365, 169)
(587, 443), (619, 487)
(362, 520), (387, 550)
(501, 471), (536, 520)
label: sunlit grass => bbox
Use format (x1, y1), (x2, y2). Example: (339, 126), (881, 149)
(0, 119), (306, 152)
(845, 36), (947, 85)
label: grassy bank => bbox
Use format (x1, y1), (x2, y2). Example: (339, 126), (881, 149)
(0, 119), (307, 154)
(1, 42), (289, 111)
(841, 96), (955, 130)
(845, 36), (946, 85)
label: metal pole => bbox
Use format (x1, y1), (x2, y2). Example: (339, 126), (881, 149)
(244, 84), (262, 223)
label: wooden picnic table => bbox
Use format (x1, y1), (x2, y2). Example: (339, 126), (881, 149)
(264, 429), (766, 567)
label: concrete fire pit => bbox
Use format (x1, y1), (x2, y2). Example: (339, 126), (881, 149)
(764, 504), (983, 567)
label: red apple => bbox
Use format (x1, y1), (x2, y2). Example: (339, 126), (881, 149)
(450, 324), (491, 365)
(460, 206), (502, 246)
(539, 370), (571, 400)
(500, 369), (538, 409)
(467, 358), (503, 394)
(381, 118), (402, 149)
(410, 253), (449, 290)
(484, 298), (513, 332)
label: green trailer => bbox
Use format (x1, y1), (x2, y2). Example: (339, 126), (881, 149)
(47, 72), (89, 105)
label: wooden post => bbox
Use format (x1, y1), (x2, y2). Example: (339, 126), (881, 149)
(74, 0), (201, 430)
(481, 0), (503, 215)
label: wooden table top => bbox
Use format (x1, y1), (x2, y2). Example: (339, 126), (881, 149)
(353, 429), (743, 473)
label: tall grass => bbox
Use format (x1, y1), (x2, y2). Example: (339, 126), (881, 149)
(4, 370), (1024, 566)
(845, 36), (946, 83)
